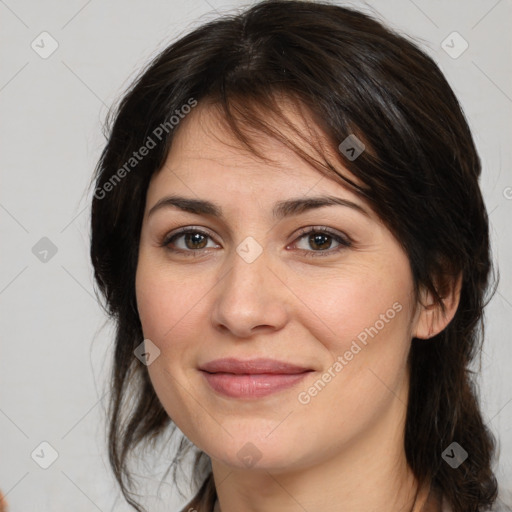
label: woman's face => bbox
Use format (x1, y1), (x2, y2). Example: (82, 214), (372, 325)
(136, 101), (423, 473)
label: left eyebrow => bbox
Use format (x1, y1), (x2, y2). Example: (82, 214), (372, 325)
(147, 194), (370, 220)
(273, 195), (370, 219)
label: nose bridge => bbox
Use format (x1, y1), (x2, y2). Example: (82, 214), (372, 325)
(211, 240), (288, 336)
(223, 241), (275, 306)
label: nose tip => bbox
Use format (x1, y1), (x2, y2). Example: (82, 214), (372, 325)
(210, 252), (289, 338)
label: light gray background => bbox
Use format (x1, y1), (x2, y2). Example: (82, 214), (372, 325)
(1, 0), (511, 510)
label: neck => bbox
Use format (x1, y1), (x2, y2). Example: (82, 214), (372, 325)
(212, 460), (425, 512)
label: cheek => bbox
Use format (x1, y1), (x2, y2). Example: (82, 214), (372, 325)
(295, 260), (413, 355)
(135, 257), (213, 445)
(293, 261), (414, 413)
(135, 255), (208, 343)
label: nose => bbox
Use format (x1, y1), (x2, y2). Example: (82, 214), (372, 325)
(210, 245), (290, 338)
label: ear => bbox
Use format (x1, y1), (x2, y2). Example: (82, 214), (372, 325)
(413, 272), (463, 340)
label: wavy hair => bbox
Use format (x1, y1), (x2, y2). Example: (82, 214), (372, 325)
(90, 1), (500, 510)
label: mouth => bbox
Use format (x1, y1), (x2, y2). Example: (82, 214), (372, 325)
(199, 358), (314, 399)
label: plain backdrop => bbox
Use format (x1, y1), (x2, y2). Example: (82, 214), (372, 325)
(1, 0), (511, 510)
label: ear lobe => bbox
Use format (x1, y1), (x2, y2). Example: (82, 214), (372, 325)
(413, 272), (462, 340)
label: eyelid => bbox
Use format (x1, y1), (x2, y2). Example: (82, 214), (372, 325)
(291, 225), (351, 245)
(160, 225), (219, 247)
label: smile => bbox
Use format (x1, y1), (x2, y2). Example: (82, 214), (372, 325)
(200, 371), (312, 399)
(198, 357), (314, 398)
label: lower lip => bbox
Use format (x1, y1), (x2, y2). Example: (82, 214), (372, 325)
(201, 371), (311, 398)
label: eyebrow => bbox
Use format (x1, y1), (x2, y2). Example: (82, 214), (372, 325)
(147, 194), (370, 220)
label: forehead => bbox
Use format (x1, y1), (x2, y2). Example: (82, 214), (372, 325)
(147, 99), (364, 203)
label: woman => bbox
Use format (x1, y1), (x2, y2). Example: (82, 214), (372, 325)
(90, 1), (505, 511)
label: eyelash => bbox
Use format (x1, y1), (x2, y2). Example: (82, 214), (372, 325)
(160, 226), (352, 258)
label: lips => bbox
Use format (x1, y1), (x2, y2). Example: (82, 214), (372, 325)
(199, 357), (312, 374)
(199, 358), (313, 398)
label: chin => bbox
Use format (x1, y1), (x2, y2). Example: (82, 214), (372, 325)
(205, 430), (308, 472)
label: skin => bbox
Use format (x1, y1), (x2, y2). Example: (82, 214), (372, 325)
(135, 100), (460, 512)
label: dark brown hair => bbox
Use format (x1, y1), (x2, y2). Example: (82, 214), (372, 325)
(90, 1), (500, 511)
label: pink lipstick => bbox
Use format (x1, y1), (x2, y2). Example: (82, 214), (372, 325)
(199, 358), (313, 399)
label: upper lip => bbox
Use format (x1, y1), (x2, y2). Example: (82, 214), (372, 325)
(199, 358), (312, 374)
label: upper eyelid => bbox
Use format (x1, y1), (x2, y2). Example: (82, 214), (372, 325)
(162, 226), (217, 244)
(294, 225), (350, 240)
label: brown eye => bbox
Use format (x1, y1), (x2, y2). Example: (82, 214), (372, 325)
(182, 232), (208, 250)
(308, 232), (334, 251)
(161, 228), (219, 254)
(291, 227), (351, 257)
